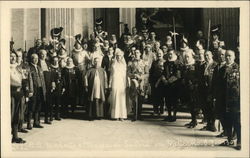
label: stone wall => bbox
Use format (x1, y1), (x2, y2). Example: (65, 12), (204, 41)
(11, 8), (94, 52)
(11, 8), (40, 51)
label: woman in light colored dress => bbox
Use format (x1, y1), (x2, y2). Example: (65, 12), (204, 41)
(109, 48), (128, 121)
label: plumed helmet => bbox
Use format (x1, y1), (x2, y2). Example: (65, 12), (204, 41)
(95, 17), (103, 26)
(74, 34), (82, 45)
(75, 34), (81, 41)
(51, 27), (64, 39)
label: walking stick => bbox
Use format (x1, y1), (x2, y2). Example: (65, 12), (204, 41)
(213, 98), (220, 132)
(135, 93), (138, 121)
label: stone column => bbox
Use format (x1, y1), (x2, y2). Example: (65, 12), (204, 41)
(11, 8), (40, 50)
(119, 8), (136, 36)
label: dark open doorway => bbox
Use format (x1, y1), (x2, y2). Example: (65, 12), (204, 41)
(94, 8), (120, 39)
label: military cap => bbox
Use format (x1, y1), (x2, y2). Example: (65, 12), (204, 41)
(74, 34), (82, 45)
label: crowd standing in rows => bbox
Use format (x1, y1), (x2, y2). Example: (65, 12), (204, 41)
(10, 19), (240, 150)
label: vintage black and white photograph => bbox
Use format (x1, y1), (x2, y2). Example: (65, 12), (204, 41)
(1, 1), (249, 158)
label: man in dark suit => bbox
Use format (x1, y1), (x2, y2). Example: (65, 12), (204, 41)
(218, 50), (240, 150)
(38, 49), (53, 124)
(212, 49), (226, 137)
(149, 50), (165, 115)
(200, 51), (217, 132)
(27, 53), (46, 129)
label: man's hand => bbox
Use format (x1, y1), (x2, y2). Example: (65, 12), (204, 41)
(52, 82), (56, 89)
(62, 88), (65, 95)
(85, 87), (88, 93)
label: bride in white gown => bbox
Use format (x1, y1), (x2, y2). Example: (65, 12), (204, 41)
(109, 48), (128, 121)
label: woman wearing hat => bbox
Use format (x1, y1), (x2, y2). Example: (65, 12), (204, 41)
(142, 44), (156, 69)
